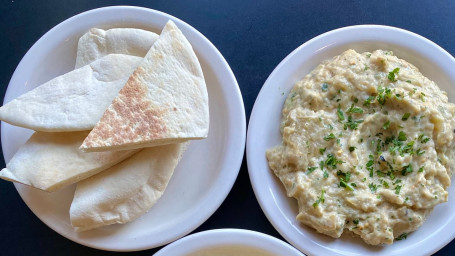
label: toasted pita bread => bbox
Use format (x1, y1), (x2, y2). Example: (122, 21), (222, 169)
(80, 20), (209, 152)
(0, 131), (138, 192)
(0, 54), (142, 132)
(75, 28), (158, 68)
(70, 142), (188, 232)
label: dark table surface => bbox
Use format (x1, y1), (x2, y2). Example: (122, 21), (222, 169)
(1, 1), (454, 255)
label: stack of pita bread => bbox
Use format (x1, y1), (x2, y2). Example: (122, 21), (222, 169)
(0, 20), (209, 232)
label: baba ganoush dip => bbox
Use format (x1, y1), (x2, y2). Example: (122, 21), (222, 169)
(266, 49), (455, 245)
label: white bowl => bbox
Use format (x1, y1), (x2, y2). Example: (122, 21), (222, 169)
(247, 25), (455, 256)
(154, 229), (304, 256)
(1, 6), (246, 251)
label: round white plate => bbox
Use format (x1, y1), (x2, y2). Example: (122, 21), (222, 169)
(1, 6), (245, 252)
(154, 228), (304, 256)
(247, 25), (455, 256)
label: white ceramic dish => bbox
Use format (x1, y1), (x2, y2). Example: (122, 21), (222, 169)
(1, 6), (245, 252)
(154, 229), (304, 256)
(247, 25), (455, 256)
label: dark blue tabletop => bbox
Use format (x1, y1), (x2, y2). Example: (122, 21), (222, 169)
(1, 1), (454, 255)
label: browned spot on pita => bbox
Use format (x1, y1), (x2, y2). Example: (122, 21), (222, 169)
(83, 67), (168, 148)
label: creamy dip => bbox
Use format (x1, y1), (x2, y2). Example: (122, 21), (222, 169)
(266, 49), (455, 245)
(186, 245), (277, 256)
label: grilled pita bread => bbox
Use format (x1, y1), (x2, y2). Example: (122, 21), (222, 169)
(75, 28), (158, 68)
(0, 131), (138, 192)
(70, 142), (188, 232)
(80, 20), (209, 152)
(0, 54), (142, 132)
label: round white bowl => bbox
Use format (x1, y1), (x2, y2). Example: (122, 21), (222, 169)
(247, 25), (455, 256)
(1, 6), (245, 251)
(154, 229), (304, 256)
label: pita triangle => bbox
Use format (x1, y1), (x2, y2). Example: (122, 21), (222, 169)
(80, 20), (209, 152)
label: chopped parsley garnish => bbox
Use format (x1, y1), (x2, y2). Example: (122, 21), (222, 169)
(322, 82), (329, 92)
(349, 146), (356, 152)
(324, 133), (336, 141)
(344, 115), (364, 130)
(396, 233), (407, 241)
(388, 67), (400, 82)
(312, 189), (325, 208)
(340, 178), (354, 191)
(398, 131), (407, 141)
(401, 165), (413, 176)
(363, 96), (375, 107)
(337, 105), (345, 121)
(402, 112), (411, 121)
(323, 170), (329, 178)
(366, 154), (374, 177)
(406, 80), (412, 83)
(319, 148), (326, 155)
(307, 167), (317, 174)
(377, 85), (392, 105)
(325, 154), (344, 169)
(418, 134), (430, 144)
(418, 167), (424, 173)
(353, 219), (359, 224)
(395, 184), (402, 195)
(401, 141), (415, 155)
(347, 104), (364, 114)
(416, 148), (425, 156)
(382, 180), (390, 188)
(368, 183), (377, 193)
(383, 120), (391, 130)
(420, 92), (426, 102)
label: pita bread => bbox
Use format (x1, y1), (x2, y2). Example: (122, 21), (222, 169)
(70, 142), (188, 232)
(0, 131), (138, 192)
(0, 54), (142, 132)
(80, 20), (209, 152)
(75, 28), (158, 68)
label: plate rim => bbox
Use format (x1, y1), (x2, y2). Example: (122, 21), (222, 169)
(246, 24), (455, 256)
(1, 5), (246, 252)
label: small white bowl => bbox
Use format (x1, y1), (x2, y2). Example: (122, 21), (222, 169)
(154, 229), (304, 256)
(247, 25), (455, 256)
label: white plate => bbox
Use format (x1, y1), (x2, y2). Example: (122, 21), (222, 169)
(1, 6), (245, 252)
(247, 25), (455, 256)
(154, 229), (305, 256)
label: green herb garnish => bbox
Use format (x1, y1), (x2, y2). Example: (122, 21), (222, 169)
(344, 115), (364, 130)
(347, 104), (364, 114)
(402, 113), (411, 121)
(363, 96), (375, 107)
(307, 167), (317, 174)
(396, 233), (407, 241)
(319, 148), (326, 155)
(383, 120), (391, 130)
(337, 105), (345, 121)
(416, 148), (425, 156)
(312, 189), (325, 208)
(324, 133), (336, 141)
(401, 165), (413, 176)
(323, 170), (329, 178)
(388, 67), (400, 82)
(369, 183), (377, 193)
(398, 131), (407, 141)
(395, 184), (402, 194)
